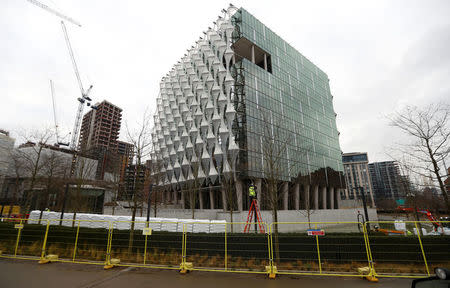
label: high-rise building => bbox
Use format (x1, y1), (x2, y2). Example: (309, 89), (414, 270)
(151, 6), (345, 211)
(342, 152), (375, 207)
(117, 140), (134, 182)
(78, 100), (125, 180)
(79, 100), (122, 152)
(368, 161), (405, 204)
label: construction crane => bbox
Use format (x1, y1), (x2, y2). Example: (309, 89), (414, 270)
(61, 21), (95, 151)
(60, 21), (97, 177)
(26, 0), (81, 27)
(49, 80), (69, 147)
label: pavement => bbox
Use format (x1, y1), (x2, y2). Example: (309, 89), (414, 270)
(0, 259), (413, 288)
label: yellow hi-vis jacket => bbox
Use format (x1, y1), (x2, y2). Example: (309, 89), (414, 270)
(249, 186), (256, 197)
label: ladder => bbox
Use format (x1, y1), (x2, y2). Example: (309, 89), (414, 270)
(244, 199), (265, 233)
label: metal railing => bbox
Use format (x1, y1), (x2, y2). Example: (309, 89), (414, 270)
(0, 217), (448, 279)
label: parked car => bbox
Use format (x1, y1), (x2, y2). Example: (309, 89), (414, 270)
(411, 267), (450, 287)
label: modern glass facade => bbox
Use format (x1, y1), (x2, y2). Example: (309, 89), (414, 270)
(233, 9), (343, 181)
(151, 6), (345, 211)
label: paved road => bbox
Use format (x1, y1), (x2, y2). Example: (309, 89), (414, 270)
(0, 259), (412, 288)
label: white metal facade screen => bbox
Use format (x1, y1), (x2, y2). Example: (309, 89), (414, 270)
(151, 7), (240, 189)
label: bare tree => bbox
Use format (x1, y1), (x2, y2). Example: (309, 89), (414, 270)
(389, 104), (450, 212)
(126, 110), (153, 250)
(38, 149), (68, 223)
(258, 108), (292, 262)
(296, 175), (315, 229)
(15, 129), (53, 214)
(7, 151), (24, 217)
(222, 172), (235, 232)
(70, 154), (98, 225)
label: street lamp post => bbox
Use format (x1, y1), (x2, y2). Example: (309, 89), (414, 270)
(146, 184), (153, 226)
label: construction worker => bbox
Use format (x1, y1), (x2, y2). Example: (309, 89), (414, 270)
(249, 183), (256, 199)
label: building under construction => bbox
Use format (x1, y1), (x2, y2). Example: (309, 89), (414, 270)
(78, 100), (133, 180)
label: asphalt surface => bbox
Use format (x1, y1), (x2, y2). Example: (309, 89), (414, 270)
(0, 259), (413, 288)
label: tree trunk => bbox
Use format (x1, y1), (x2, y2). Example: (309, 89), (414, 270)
(128, 205), (137, 253)
(153, 190), (158, 217)
(272, 206), (280, 264)
(426, 140), (450, 212)
(71, 212), (77, 227)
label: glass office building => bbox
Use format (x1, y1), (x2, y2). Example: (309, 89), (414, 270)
(151, 6), (345, 212)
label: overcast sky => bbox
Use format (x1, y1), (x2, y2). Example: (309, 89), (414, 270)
(1, 0), (449, 162)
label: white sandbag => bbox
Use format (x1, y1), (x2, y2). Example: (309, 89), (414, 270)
(76, 213), (91, 228)
(90, 214), (108, 229)
(113, 216), (131, 230)
(134, 217), (147, 231)
(177, 219), (193, 233)
(209, 220), (226, 233)
(394, 220), (406, 231)
(148, 218), (163, 231)
(27, 210), (41, 224)
(413, 228), (428, 236)
(161, 218), (178, 232)
(61, 213), (75, 227)
(192, 219), (210, 233)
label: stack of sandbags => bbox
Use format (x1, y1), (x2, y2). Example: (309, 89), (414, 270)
(76, 213), (91, 228)
(394, 220), (406, 231)
(27, 210), (41, 224)
(61, 213), (75, 227)
(209, 220), (226, 233)
(90, 214), (108, 229)
(45, 211), (61, 225)
(133, 217), (147, 231)
(192, 219), (210, 233)
(413, 227), (428, 236)
(176, 219), (192, 233)
(113, 216), (131, 230)
(161, 218), (178, 232)
(148, 218), (163, 232)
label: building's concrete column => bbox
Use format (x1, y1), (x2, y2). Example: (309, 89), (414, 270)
(235, 179), (243, 212)
(335, 188), (340, 209)
(209, 187), (215, 209)
(313, 185), (319, 210)
(162, 189), (166, 205)
(264, 53), (268, 71)
(294, 183), (300, 210)
(330, 187), (335, 209)
(282, 182), (289, 210)
(199, 189), (204, 210)
(221, 187), (227, 212)
(344, 188), (349, 199)
(255, 178), (262, 206)
(251, 45), (255, 63)
(321, 186), (327, 209)
(173, 190), (178, 205)
(165, 189), (170, 204)
(304, 184), (310, 209)
(180, 190), (185, 209)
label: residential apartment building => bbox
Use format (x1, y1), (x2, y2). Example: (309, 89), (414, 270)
(342, 152), (375, 207)
(368, 161), (404, 204)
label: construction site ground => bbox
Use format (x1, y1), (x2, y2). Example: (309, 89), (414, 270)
(0, 258), (412, 288)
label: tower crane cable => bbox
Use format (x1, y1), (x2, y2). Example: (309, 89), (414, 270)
(50, 79), (59, 143)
